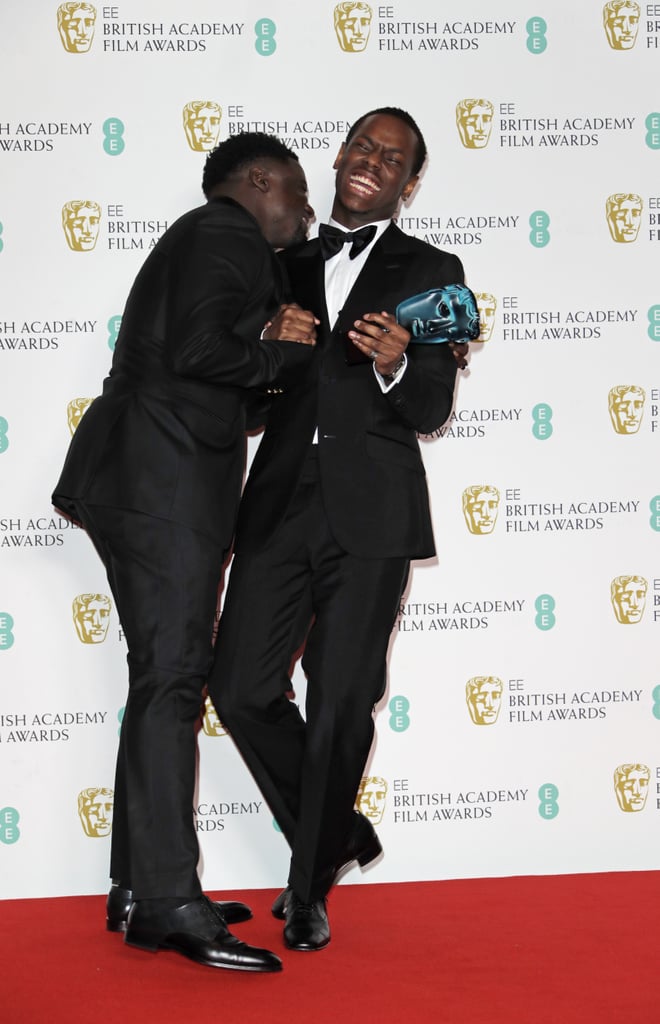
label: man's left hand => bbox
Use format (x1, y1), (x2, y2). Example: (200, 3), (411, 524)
(348, 311), (409, 377)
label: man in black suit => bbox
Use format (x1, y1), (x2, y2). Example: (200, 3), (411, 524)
(52, 132), (317, 971)
(208, 108), (468, 950)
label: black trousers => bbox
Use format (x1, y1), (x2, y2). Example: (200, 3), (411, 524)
(79, 502), (225, 899)
(209, 455), (409, 902)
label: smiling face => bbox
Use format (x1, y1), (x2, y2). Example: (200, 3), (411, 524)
(331, 113), (420, 229)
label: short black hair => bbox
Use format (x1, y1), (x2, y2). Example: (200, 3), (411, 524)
(202, 132), (298, 197)
(345, 107), (427, 176)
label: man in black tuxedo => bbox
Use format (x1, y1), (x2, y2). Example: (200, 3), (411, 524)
(52, 132), (317, 971)
(208, 108), (468, 950)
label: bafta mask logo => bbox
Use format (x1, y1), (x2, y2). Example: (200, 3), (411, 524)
(67, 397), (93, 435)
(462, 485), (500, 535)
(475, 292), (497, 341)
(72, 593), (112, 644)
(202, 695), (228, 737)
(62, 200), (101, 252)
(466, 676), (503, 725)
(456, 99), (494, 149)
(356, 776), (387, 824)
(608, 385), (645, 434)
(603, 1), (640, 50)
(610, 575), (648, 624)
(183, 101), (222, 152)
(613, 763), (649, 812)
(606, 193), (643, 243)
(78, 787), (113, 836)
(334, 2), (372, 52)
(57, 2), (96, 53)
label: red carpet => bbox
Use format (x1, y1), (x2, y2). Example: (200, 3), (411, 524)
(2, 874), (657, 1023)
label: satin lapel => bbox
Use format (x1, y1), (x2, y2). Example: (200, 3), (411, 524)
(332, 224), (411, 338)
(285, 240), (331, 340)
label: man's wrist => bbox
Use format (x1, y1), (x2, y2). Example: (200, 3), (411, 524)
(380, 355), (406, 385)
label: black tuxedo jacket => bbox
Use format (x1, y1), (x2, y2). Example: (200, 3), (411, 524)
(235, 222), (464, 560)
(52, 197), (311, 547)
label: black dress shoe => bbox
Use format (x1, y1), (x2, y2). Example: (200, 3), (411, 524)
(283, 892), (330, 951)
(106, 884), (252, 932)
(124, 895), (282, 971)
(271, 811), (382, 920)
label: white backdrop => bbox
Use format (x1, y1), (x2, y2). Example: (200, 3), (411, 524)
(1, 0), (659, 898)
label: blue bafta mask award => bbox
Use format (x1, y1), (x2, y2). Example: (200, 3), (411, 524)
(395, 284), (481, 343)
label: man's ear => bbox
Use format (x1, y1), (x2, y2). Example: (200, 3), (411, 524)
(249, 165), (270, 193)
(332, 144), (345, 171)
(401, 175), (419, 202)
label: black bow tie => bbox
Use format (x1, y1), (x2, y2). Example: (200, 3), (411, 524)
(318, 223), (377, 261)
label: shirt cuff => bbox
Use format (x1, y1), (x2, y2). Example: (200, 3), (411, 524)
(374, 353), (407, 392)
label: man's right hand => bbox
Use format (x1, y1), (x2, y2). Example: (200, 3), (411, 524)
(263, 303), (319, 345)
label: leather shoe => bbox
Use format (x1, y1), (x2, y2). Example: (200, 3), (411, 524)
(283, 892), (330, 951)
(124, 895), (282, 971)
(271, 811), (382, 919)
(106, 884), (252, 932)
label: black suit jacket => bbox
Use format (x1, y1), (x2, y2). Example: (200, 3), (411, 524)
(235, 222), (464, 560)
(52, 197), (311, 547)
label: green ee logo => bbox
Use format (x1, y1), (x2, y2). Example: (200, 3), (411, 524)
(535, 594), (555, 631)
(532, 403), (553, 440)
(526, 17), (547, 54)
(646, 113), (660, 150)
(529, 210), (550, 247)
(0, 415), (8, 453)
(255, 19), (276, 56)
(652, 685), (660, 720)
(0, 220), (4, 253)
(389, 695), (410, 732)
(0, 612), (15, 650)
(648, 306), (660, 342)
(103, 117), (125, 156)
(0, 807), (20, 844)
(649, 496), (660, 532)
(538, 783), (559, 819)
(108, 315), (122, 351)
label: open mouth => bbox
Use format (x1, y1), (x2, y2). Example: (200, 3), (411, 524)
(348, 173), (381, 196)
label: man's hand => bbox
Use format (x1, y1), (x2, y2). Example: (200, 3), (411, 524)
(448, 341), (469, 370)
(263, 303), (318, 346)
(348, 310), (408, 377)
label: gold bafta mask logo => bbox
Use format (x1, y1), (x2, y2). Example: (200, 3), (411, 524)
(334, 2), (373, 52)
(603, 1), (640, 49)
(183, 101), (223, 152)
(202, 695), (227, 737)
(72, 593), (112, 644)
(605, 193), (643, 243)
(610, 575), (648, 624)
(475, 292), (496, 341)
(57, 2), (97, 53)
(78, 787), (114, 836)
(356, 776), (387, 824)
(62, 200), (101, 252)
(466, 676), (503, 725)
(67, 397), (93, 435)
(608, 385), (645, 434)
(462, 485), (500, 535)
(613, 763), (649, 812)
(456, 99), (494, 149)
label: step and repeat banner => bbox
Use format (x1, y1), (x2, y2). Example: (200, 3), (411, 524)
(1, 1), (659, 898)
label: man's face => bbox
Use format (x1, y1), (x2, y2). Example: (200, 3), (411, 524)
(605, 3), (639, 48)
(608, 197), (642, 242)
(613, 579), (646, 623)
(457, 103), (493, 148)
(465, 490), (499, 534)
(332, 114), (419, 229)
(260, 159), (314, 250)
(335, 5), (372, 51)
(74, 597), (111, 643)
(58, 4), (96, 52)
(610, 388), (644, 433)
(64, 204), (100, 251)
(185, 104), (222, 151)
(616, 768), (649, 811)
(468, 679), (502, 724)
